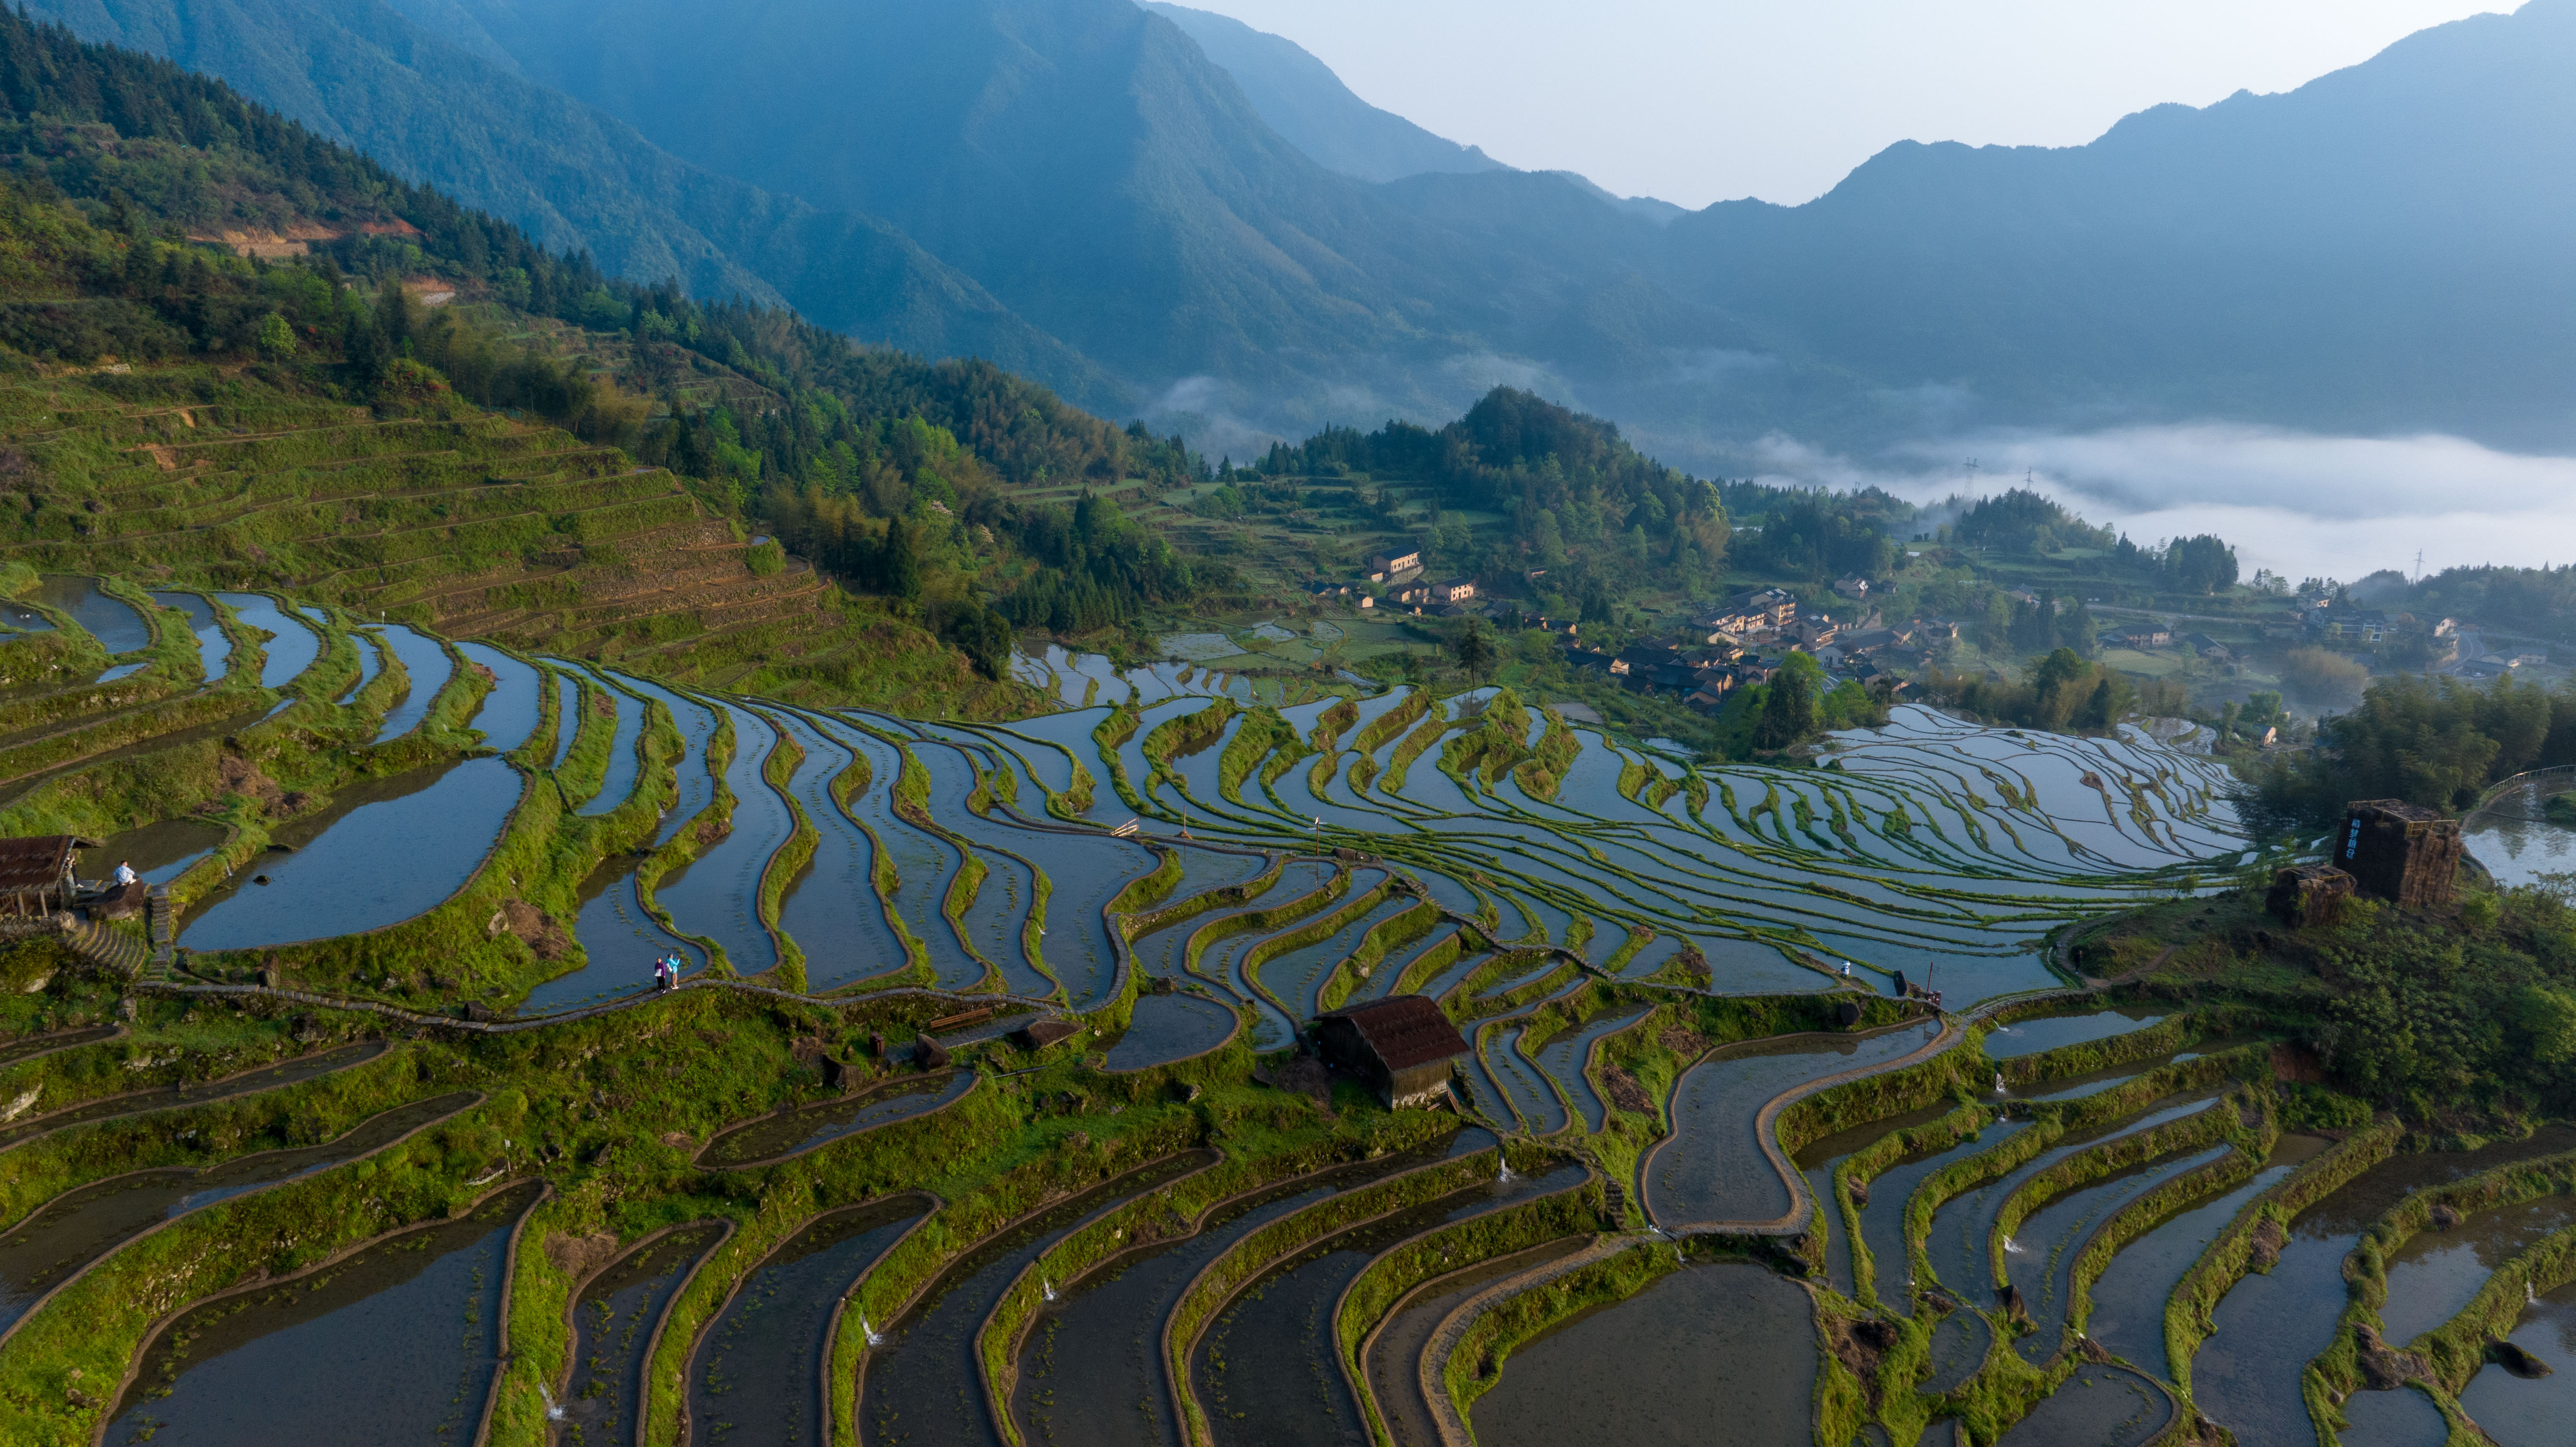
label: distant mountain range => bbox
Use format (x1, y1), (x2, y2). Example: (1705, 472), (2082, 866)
(29, 0), (2576, 463)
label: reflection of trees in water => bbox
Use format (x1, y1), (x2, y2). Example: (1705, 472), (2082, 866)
(2467, 778), (2576, 887)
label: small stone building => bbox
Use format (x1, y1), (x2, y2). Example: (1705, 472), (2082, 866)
(2338, 800), (2464, 908)
(2267, 863), (2357, 927)
(1311, 995), (1470, 1108)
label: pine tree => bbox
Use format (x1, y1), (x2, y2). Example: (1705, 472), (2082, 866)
(880, 520), (921, 602)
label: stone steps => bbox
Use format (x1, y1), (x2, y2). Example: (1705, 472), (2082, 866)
(62, 914), (149, 977)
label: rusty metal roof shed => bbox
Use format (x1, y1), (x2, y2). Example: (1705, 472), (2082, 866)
(0, 835), (85, 894)
(1315, 995), (1468, 1072)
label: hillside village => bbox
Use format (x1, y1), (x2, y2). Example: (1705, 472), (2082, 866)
(1245, 503), (2568, 766)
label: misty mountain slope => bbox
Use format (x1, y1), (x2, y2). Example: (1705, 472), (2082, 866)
(1653, 0), (2576, 444)
(429, 0), (1673, 408)
(1139, 2), (1504, 183)
(21, 0), (1120, 405)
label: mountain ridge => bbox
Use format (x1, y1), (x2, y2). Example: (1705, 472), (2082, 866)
(1138, 2), (1505, 184)
(29, 0), (2576, 462)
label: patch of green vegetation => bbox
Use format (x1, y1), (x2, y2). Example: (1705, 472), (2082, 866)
(2080, 878), (2576, 1128)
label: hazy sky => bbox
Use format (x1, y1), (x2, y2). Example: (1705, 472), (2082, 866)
(1177, 0), (2510, 206)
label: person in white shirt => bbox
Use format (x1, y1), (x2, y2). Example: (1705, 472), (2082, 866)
(111, 860), (138, 888)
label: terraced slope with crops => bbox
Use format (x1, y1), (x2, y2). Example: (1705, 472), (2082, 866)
(0, 360), (1022, 720)
(0, 562), (2364, 1447)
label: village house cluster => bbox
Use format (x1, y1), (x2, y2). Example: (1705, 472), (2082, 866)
(1306, 547), (1480, 616)
(1556, 584), (1955, 714)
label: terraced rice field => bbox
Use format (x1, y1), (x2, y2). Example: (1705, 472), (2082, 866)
(0, 592), (2374, 1447)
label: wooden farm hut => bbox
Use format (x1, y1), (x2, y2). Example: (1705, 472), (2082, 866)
(1312, 995), (1469, 1108)
(0, 835), (87, 917)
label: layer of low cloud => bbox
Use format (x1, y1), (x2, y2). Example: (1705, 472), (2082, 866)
(1747, 422), (2576, 583)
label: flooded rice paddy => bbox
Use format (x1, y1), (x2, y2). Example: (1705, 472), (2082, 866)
(1361, 1238), (1591, 1447)
(0, 1093), (477, 1336)
(80, 817), (224, 886)
(560, 1223), (725, 1446)
(2455, 1273), (2576, 1446)
(107, 1181), (541, 1446)
(1645, 1021), (1942, 1229)
(178, 758), (522, 949)
(2082, 1134), (2331, 1376)
(864, 1155), (1206, 1447)
(0, 1041), (388, 1151)
(1101, 992), (1238, 1071)
(697, 1071), (977, 1170)
(1192, 1162), (1585, 1447)
(575, 677), (647, 814)
(2375, 1190), (2576, 1345)
(147, 591), (230, 681)
(2001, 1142), (2233, 1362)
(1994, 1362), (2170, 1447)
(651, 705), (793, 976)
(2189, 1128), (2576, 1447)
(213, 593), (320, 689)
(688, 1197), (926, 1447)
(549, 673), (581, 769)
(455, 641), (545, 754)
(20, 625), (2296, 1447)
(368, 624), (453, 742)
(338, 622), (380, 703)
(1466, 1261), (1815, 1447)
(1012, 1153), (1428, 1447)
(1980, 1005), (2168, 1059)
(35, 575), (150, 653)
(525, 855), (710, 1013)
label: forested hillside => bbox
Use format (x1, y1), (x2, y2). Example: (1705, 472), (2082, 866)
(0, 11), (1230, 710)
(19, 0), (1116, 404)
